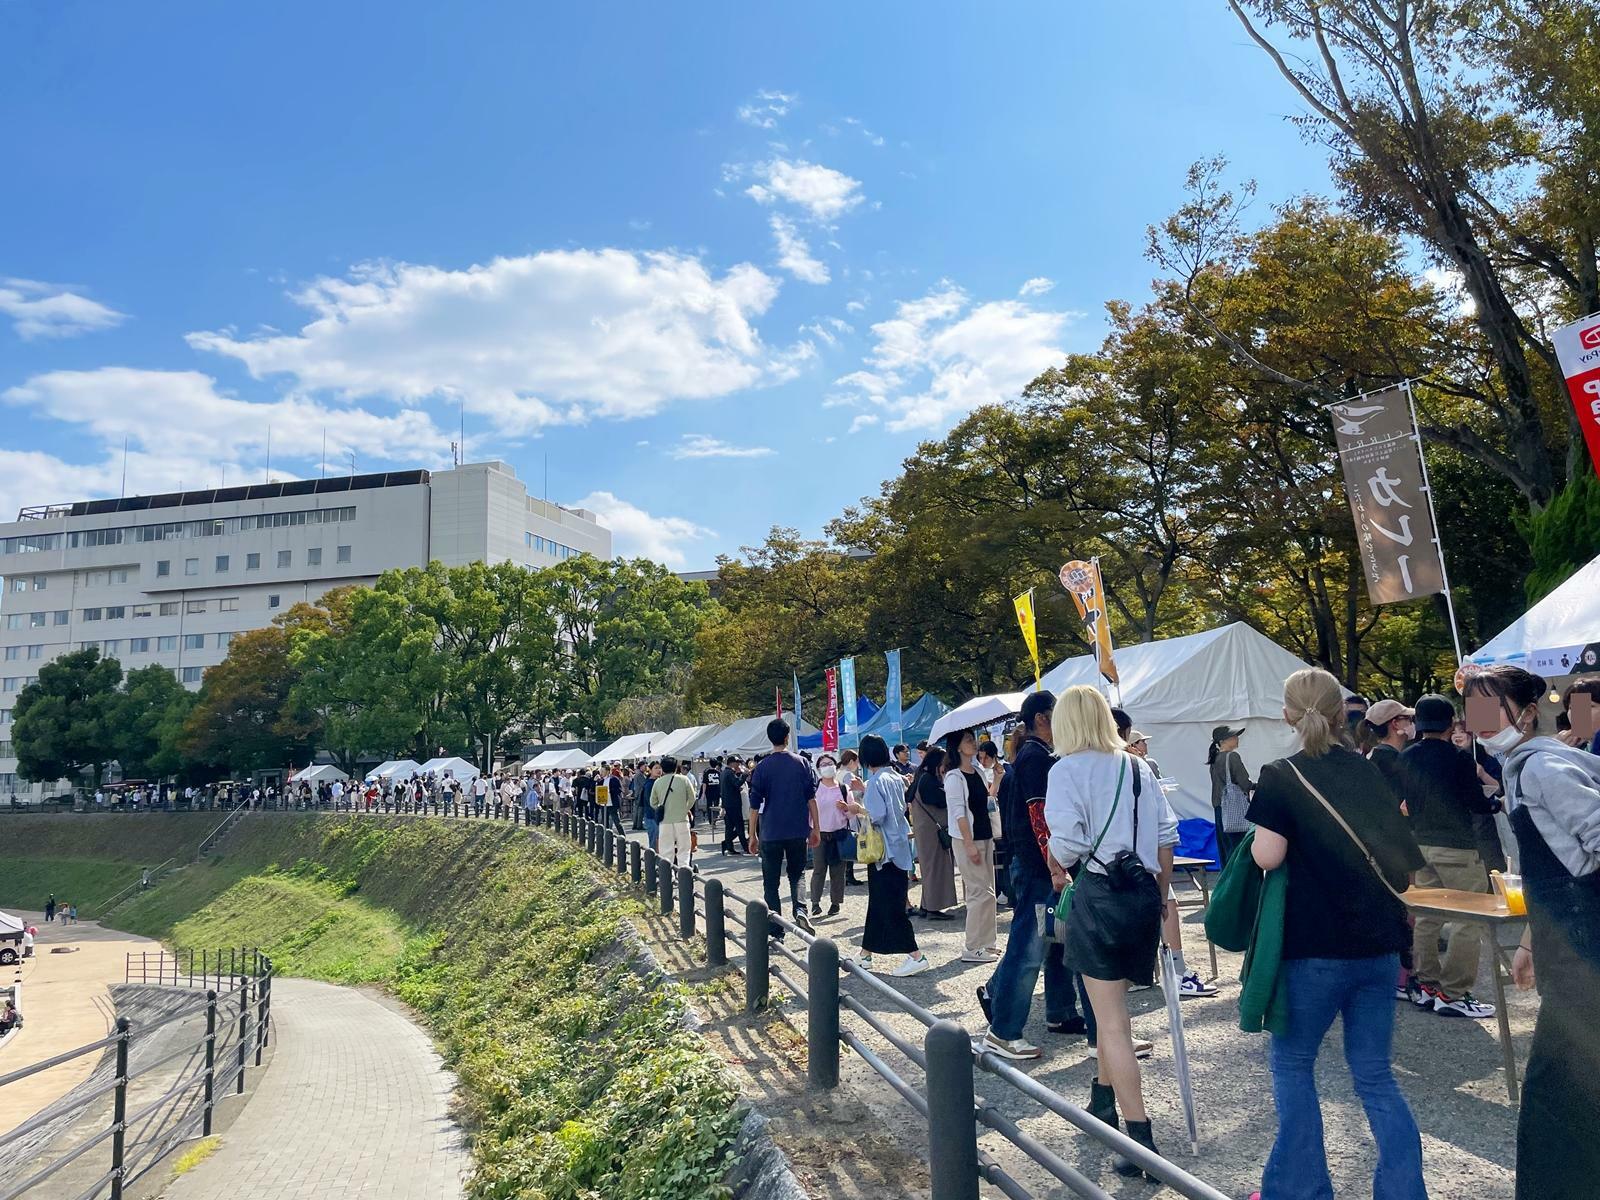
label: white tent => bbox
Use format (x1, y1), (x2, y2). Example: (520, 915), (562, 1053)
(929, 691), (1030, 744)
(290, 763), (349, 784)
(700, 716), (821, 757)
(526, 747), (593, 770)
(1035, 621), (1324, 820)
(366, 759), (423, 782)
(417, 755), (481, 781)
(653, 724), (723, 759)
(0, 911), (22, 937)
(1468, 552), (1600, 678)
(589, 731), (666, 763)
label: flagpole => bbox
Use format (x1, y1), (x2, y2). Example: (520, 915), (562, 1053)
(1092, 557), (1124, 707)
(1404, 381), (1465, 665)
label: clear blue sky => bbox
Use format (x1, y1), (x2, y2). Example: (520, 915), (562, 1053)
(0, 0), (1330, 568)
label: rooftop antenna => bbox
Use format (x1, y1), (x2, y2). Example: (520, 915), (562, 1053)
(120, 436), (128, 498)
(348, 449), (356, 476)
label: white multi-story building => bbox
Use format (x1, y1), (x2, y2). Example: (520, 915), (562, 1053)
(0, 460), (609, 799)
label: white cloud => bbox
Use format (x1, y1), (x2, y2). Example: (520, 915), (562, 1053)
(845, 299), (867, 313)
(1018, 276), (1055, 297)
(769, 215), (829, 284)
(848, 414), (880, 433)
(799, 316), (852, 347)
(669, 434), (776, 460)
(0, 278), (126, 340)
(737, 89), (796, 129)
(833, 283), (1072, 433)
(186, 250), (791, 434)
(574, 490), (712, 568)
(745, 159), (863, 222)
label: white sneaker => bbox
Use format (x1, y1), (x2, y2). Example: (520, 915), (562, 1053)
(892, 955), (933, 977)
(1434, 992), (1496, 1019)
(959, 949), (1000, 963)
(1177, 973), (1218, 998)
(1088, 1038), (1154, 1060)
(848, 953), (875, 971)
(981, 1031), (1042, 1061)
(1128, 983), (1153, 993)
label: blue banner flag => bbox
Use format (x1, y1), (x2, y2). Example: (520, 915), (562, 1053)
(793, 671), (803, 741)
(884, 649), (903, 741)
(839, 657), (858, 745)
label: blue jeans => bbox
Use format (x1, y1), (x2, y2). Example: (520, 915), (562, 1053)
(986, 863), (1092, 1041)
(1263, 954), (1426, 1200)
(644, 815), (659, 851)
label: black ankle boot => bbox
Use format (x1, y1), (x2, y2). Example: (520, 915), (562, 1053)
(1087, 1082), (1119, 1132)
(1114, 1118), (1158, 1178)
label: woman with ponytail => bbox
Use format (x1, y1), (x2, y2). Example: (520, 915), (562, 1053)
(1244, 669), (1427, 1200)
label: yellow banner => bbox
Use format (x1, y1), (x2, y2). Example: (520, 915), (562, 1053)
(1013, 588), (1041, 686)
(1058, 559), (1119, 685)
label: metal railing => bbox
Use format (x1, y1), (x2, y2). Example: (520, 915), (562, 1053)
(0, 951), (273, 1200)
(96, 858), (177, 918)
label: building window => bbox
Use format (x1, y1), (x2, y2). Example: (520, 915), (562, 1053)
(267, 594), (281, 609)
(216, 632), (232, 648)
(3, 647), (15, 661)
(29, 612), (45, 628)
(26, 645), (41, 660)
(219, 597), (238, 612)
(181, 666), (203, 684)
(32, 576), (45, 591)
(110, 569), (129, 585)
(157, 560), (171, 577)
(336, 545), (351, 563)
(132, 605), (151, 619)
(105, 606), (125, 620)
(277, 550), (291, 568)
(2, 679), (18, 692)
(0, 710), (10, 725)
(78, 642), (97, 652)
(184, 558), (199, 576)
(82, 608), (103, 622)
(306, 547), (322, 567)
(9, 578), (25, 593)
(159, 602), (179, 616)
(52, 610), (68, 626)
(103, 640), (122, 657)
(157, 635), (177, 652)
(2, 616), (18, 630)
(186, 600), (207, 615)
(130, 638), (150, 654)
(215, 555), (229, 573)
(183, 634), (204, 650)
(246, 552), (260, 570)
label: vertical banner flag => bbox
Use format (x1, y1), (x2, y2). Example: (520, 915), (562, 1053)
(823, 667), (840, 752)
(1059, 560), (1120, 685)
(1553, 311), (1600, 479)
(839, 657), (858, 745)
(1013, 587), (1042, 687)
(884, 648), (904, 741)
(775, 685), (783, 720)
(1328, 389), (1447, 605)
(793, 672), (803, 740)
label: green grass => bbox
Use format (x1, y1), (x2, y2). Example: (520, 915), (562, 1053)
(170, 1136), (220, 1176)
(1, 812), (227, 916)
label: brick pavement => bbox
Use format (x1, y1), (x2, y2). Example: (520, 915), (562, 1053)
(161, 977), (467, 1200)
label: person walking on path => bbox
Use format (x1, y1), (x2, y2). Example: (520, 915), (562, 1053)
(1209, 726), (1254, 867)
(650, 756), (696, 872)
(843, 734), (931, 977)
(809, 754), (850, 918)
(1402, 693), (1500, 1019)
(1246, 667), (1427, 1200)
(909, 746), (956, 918)
(1463, 665), (1600, 1200)
(720, 757), (750, 854)
(944, 730), (999, 962)
(749, 719), (821, 938)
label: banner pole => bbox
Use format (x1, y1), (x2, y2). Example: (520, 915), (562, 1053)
(1404, 381), (1465, 665)
(1092, 557), (1123, 707)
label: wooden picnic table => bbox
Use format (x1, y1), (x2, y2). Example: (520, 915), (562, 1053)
(1402, 886), (1528, 1103)
(1172, 855), (1218, 979)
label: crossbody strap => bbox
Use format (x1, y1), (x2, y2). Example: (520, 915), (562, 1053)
(1085, 754), (1126, 869)
(1284, 760), (1407, 904)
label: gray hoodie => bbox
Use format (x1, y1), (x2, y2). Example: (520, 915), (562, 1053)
(1503, 736), (1600, 878)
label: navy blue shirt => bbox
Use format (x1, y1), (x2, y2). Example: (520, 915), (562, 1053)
(1003, 735), (1055, 881)
(749, 751), (816, 841)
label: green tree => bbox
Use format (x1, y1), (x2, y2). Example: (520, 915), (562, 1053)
(111, 664), (197, 780)
(12, 647), (123, 789)
(181, 610), (322, 776)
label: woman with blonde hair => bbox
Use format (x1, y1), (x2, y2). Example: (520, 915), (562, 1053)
(1044, 685), (1176, 1175)
(1245, 668), (1426, 1200)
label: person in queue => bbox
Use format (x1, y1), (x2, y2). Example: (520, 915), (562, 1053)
(642, 761), (663, 850)
(809, 753), (850, 918)
(908, 745), (956, 919)
(943, 729), (999, 963)
(838, 749), (865, 886)
(748, 718), (822, 938)
(1558, 676), (1600, 756)
(1463, 665), (1600, 1200)
(1045, 686), (1176, 1174)
(650, 756), (696, 871)
(976, 737), (1011, 908)
(841, 734), (931, 976)
(720, 756), (750, 854)
(1246, 668), (1426, 1200)
(1362, 699), (1415, 802)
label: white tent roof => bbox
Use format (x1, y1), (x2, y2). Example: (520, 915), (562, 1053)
(290, 763), (349, 784)
(929, 691), (1030, 743)
(700, 716), (821, 757)
(1469, 553), (1600, 678)
(418, 755), (480, 780)
(653, 724), (723, 758)
(527, 747), (593, 769)
(589, 731), (666, 763)
(366, 759), (422, 782)
(1034, 621), (1327, 820)
(0, 911), (22, 936)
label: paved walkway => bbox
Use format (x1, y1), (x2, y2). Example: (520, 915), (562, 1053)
(162, 978), (467, 1200)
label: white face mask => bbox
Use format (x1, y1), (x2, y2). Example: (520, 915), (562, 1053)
(1477, 723), (1525, 757)
(819, 765), (836, 779)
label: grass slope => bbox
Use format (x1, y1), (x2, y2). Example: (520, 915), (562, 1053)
(1, 812), (224, 916)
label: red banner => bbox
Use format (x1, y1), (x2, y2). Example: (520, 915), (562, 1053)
(822, 667), (839, 752)
(1554, 312), (1600, 479)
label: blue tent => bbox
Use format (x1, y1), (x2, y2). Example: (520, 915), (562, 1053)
(798, 695), (881, 750)
(855, 693), (951, 747)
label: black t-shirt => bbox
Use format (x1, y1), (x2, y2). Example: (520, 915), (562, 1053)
(1247, 747), (1424, 961)
(1369, 743), (1405, 805)
(1400, 737), (1496, 850)
(955, 767), (994, 841)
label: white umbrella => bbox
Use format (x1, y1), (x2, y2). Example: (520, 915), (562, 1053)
(1160, 943), (1200, 1155)
(928, 691), (1028, 743)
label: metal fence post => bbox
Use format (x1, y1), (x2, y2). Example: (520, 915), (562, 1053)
(659, 853), (673, 915)
(108, 1017), (130, 1199)
(237, 979), (249, 1094)
(616, 830), (628, 874)
(746, 900), (769, 1011)
(677, 867), (694, 939)
(630, 840), (642, 884)
(808, 937), (840, 1089)
(202, 990), (217, 1135)
(603, 828), (614, 865)
(255, 963), (267, 1066)
(705, 878), (727, 966)
(645, 847), (658, 893)
(925, 1020), (979, 1200)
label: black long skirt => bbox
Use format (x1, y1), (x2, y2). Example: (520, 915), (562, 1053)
(863, 862), (918, 956)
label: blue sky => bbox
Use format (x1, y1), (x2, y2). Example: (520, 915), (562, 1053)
(0, 1), (1331, 568)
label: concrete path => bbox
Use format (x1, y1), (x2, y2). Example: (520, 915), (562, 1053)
(161, 978), (467, 1200)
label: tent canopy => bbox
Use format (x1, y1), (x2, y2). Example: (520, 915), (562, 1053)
(0, 911), (22, 936)
(366, 759), (422, 782)
(653, 724), (723, 759)
(701, 715), (821, 757)
(1469, 552), (1600, 678)
(527, 747), (592, 770)
(418, 755), (480, 780)
(855, 693), (951, 747)
(798, 697), (882, 749)
(290, 763), (348, 784)
(590, 731), (666, 763)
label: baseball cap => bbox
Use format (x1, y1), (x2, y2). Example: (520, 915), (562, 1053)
(1019, 689), (1056, 729)
(1366, 699), (1414, 726)
(1127, 729), (1150, 745)
(1413, 694), (1456, 733)
(1211, 724), (1244, 744)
